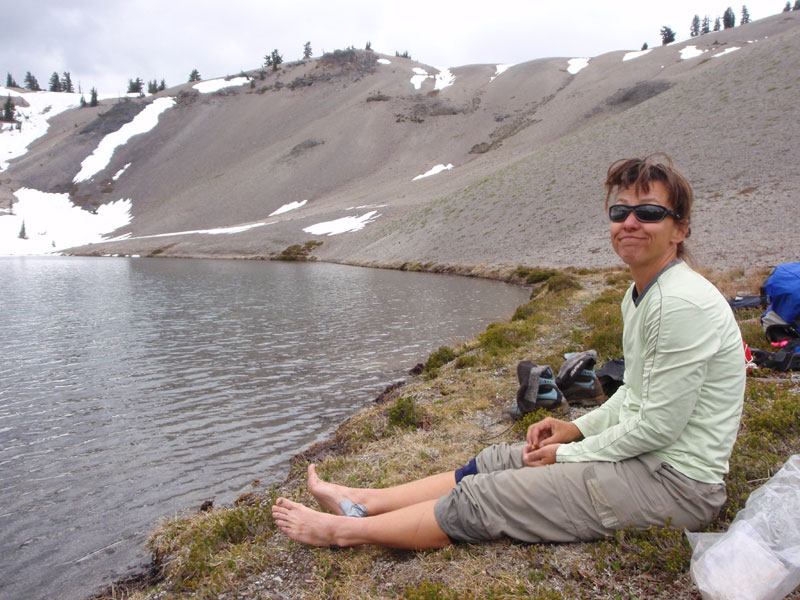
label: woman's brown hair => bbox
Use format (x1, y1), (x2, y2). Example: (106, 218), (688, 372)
(604, 153), (693, 261)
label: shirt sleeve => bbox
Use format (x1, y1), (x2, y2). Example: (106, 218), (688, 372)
(556, 295), (720, 463)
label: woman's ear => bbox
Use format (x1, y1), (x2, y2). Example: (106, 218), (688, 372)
(672, 219), (690, 244)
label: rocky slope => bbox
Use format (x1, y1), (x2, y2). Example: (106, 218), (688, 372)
(4, 11), (799, 270)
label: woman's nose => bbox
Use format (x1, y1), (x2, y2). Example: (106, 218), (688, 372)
(622, 210), (640, 227)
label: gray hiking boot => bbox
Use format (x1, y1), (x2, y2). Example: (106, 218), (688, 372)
(556, 351), (606, 407)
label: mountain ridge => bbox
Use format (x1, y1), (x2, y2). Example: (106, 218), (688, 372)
(3, 11), (799, 271)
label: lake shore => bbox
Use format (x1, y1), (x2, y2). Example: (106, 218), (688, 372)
(93, 265), (799, 600)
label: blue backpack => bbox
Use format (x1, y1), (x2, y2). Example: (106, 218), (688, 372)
(761, 262), (800, 344)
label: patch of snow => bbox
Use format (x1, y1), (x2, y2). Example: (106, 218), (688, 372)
(712, 47), (740, 58)
(0, 88), (83, 170)
(105, 221), (273, 243)
(434, 67), (456, 90)
(413, 164), (453, 181)
(192, 77), (250, 94)
(567, 58), (590, 75)
(302, 211), (380, 236)
(377, 58), (391, 65)
(622, 49), (652, 61)
(490, 64), (514, 82)
(74, 97), (175, 183)
(0, 188), (132, 255)
(112, 162), (131, 181)
(410, 67), (429, 90)
(680, 45), (706, 60)
(269, 200), (307, 216)
(346, 204), (387, 210)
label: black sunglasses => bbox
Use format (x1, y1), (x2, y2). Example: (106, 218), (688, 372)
(608, 203), (682, 223)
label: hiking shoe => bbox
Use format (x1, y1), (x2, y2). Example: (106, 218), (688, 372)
(509, 362), (567, 417)
(534, 366), (566, 410)
(559, 369), (606, 406)
(556, 351), (606, 407)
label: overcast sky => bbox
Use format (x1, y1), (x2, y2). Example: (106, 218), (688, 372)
(3, 0), (784, 94)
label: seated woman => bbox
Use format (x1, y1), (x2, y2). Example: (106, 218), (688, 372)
(272, 154), (746, 549)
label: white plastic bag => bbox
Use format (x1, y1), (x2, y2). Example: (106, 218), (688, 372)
(686, 455), (800, 600)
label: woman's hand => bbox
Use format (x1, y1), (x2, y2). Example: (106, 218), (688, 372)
(522, 442), (560, 467)
(526, 417), (583, 449)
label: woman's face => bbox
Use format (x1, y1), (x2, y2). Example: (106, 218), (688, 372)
(610, 181), (688, 270)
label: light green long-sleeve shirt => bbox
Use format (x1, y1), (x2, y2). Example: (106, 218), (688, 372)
(557, 261), (746, 484)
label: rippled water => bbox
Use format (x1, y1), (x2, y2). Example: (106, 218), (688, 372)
(0, 257), (529, 600)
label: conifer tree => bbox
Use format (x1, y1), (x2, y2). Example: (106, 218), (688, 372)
(741, 5), (751, 22)
(90, 87), (98, 107)
(794, 0), (800, 10)
(660, 26), (676, 45)
(80, 94), (87, 108)
(49, 72), (61, 92)
(6, 73), (18, 87)
(641, 42), (649, 50)
(691, 14), (701, 36)
(127, 77), (143, 94)
(366, 41), (372, 51)
(188, 69), (201, 82)
(19, 220), (28, 240)
(270, 49), (283, 71)
(2, 95), (15, 122)
(714, 16), (722, 30)
(61, 71), (74, 93)
(701, 15), (711, 33)
(158, 78), (166, 91)
(24, 72), (40, 91)
(784, 1), (791, 10)
(147, 79), (158, 94)
(723, 7), (736, 28)
(303, 41), (312, 59)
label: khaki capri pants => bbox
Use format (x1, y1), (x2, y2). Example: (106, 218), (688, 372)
(433, 442), (726, 544)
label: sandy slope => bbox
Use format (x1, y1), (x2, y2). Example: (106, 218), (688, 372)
(4, 12), (800, 271)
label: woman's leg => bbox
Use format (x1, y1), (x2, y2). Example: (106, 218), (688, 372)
(308, 463), (457, 516)
(272, 497), (451, 550)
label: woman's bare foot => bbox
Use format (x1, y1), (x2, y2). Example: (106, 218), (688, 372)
(307, 464), (359, 515)
(271, 497), (343, 546)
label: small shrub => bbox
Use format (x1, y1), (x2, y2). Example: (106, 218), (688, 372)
(425, 346), (456, 372)
(366, 92), (390, 102)
(454, 354), (478, 369)
(512, 406), (554, 436)
(525, 268), (558, 284)
(387, 396), (424, 430)
(274, 240), (322, 261)
(511, 301), (537, 321)
(476, 320), (537, 357)
(546, 273), (581, 293)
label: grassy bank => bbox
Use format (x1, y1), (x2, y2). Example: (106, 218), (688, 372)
(99, 266), (798, 600)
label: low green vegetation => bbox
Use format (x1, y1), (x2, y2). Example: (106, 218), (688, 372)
(273, 240), (323, 261)
(102, 267), (799, 600)
(387, 396), (426, 430)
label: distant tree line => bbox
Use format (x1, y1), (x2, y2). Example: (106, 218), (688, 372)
(126, 77), (167, 95)
(658, 3), (797, 47)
